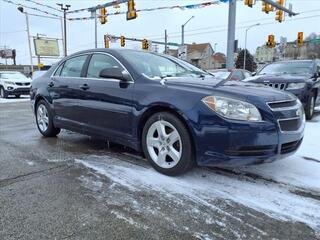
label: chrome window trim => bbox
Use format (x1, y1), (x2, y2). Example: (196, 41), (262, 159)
(86, 52), (134, 82)
(51, 51), (134, 83)
(51, 53), (90, 78)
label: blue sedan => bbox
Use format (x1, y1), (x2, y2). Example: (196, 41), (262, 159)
(30, 49), (305, 176)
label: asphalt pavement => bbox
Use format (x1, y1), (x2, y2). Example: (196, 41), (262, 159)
(0, 101), (319, 240)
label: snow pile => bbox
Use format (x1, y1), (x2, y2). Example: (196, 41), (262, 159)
(75, 113), (320, 231)
(0, 95), (29, 104)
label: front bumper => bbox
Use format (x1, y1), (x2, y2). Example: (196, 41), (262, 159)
(5, 86), (30, 95)
(188, 103), (305, 167)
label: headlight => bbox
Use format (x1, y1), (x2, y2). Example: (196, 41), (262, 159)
(202, 96), (262, 121)
(286, 83), (306, 90)
(4, 81), (14, 85)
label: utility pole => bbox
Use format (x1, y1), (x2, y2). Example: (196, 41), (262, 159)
(165, 30), (168, 54)
(181, 16), (194, 45)
(95, 10), (98, 48)
(243, 23), (260, 70)
(57, 4), (71, 57)
(226, 0), (236, 69)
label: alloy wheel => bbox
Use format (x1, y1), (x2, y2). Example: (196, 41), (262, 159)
(37, 104), (49, 132)
(146, 120), (182, 169)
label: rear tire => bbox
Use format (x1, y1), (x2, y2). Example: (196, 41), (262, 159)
(36, 100), (60, 137)
(0, 87), (8, 99)
(142, 112), (194, 176)
(305, 92), (315, 120)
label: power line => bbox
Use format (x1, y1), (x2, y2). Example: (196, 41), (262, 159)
(144, 9), (320, 39)
(150, 14), (320, 40)
(22, 0), (63, 12)
(1, 0), (61, 18)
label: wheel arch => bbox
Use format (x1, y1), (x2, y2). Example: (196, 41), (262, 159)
(34, 95), (50, 114)
(137, 105), (197, 159)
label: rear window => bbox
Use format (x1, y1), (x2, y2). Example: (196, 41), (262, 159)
(259, 61), (313, 75)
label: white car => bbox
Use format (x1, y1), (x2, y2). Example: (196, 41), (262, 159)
(0, 71), (32, 98)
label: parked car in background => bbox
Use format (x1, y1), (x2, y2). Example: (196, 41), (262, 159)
(32, 70), (47, 80)
(31, 49), (304, 176)
(208, 68), (252, 81)
(0, 71), (31, 98)
(245, 60), (320, 120)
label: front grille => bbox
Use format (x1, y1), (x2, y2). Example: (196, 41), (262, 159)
(264, 83), (287, 90)
(279, 117), (302, 132)
(281, 139), (302, 154)
(15, 82), (30, 86)
(267, 100), (304, 132)
(267, 100), (297, 110)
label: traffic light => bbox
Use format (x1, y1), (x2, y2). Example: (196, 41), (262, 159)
(99, 8), (107, 24)
(297, 32), (304, 47)
(262, 2), (272, 14)
(244, 0), (254, 8)
(120, 36), (125, 47)
(266, 34), (275, 48)
(275, 0), (285, 22)
(104, 35), (109, 48)
(142, 39), (149, 50)
(127, 0), (137, 21)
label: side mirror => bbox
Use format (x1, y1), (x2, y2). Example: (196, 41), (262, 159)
(99, 68), (131, 82)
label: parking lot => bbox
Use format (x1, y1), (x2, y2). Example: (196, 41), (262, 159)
(0, 99), (320, 240)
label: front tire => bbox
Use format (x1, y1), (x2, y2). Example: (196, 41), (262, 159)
(36, 100), (60, 137)
(142, 112), (194, 176)
(0, 87), (8, 98)
(305, 92), (315, 120)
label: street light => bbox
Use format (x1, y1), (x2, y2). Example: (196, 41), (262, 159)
(181, 16), (194, 45)
(57, 3), (71, 57)
(243, 23), (260, 70)
(17, 7), (33, 73)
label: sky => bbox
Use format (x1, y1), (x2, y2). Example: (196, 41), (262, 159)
(0, 0), (319, 65)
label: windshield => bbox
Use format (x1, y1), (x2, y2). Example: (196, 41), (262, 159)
(258, 62), (313, 75)
(123, 51), (209, 78)
(209, 71), (230, 79)
(1, 72), (28, 80)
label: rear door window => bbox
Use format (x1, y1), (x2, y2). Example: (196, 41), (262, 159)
(60, 55), (88, 77)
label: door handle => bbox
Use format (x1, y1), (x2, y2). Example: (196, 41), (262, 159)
(79, 84), (90, 90)
(48, 81), (54, 87)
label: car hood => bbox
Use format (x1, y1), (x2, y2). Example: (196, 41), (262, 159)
(165, 77), (295, 103)
(243, 73), (310, 83)
(2, 77), (31, 83)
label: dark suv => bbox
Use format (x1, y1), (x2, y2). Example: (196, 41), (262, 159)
(246, 60), (320, 119)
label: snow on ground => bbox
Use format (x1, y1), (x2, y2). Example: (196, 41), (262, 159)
(75, 111), (320, 232)
(0, 95), (29, 104)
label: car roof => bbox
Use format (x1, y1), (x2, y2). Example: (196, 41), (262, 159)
(273, 60), (314, 64)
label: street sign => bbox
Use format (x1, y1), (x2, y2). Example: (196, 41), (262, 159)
(178, 45), (187, 61)
(0, 49), (13, 58)
(309, 39), (320, 45)
(34, 38), (60, 56)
